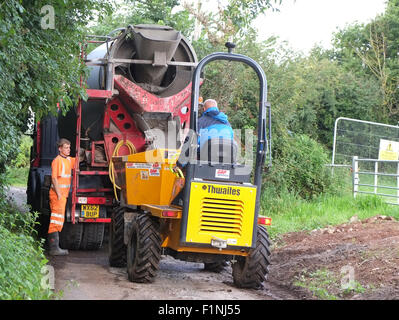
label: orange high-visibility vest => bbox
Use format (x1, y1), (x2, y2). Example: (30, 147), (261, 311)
(51, 155), (76, 197)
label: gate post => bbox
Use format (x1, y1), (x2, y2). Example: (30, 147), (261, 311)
(397, 161), (399, 204)
(374, 161), (378, 194)
(353, 156), (359, 198)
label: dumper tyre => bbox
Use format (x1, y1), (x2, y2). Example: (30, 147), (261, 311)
(127, 213), (161, 283)
(232, 225), (271, 289)
(108, 206), (127, 267)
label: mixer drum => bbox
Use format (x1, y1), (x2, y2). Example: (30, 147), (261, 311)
(88, 24), (197, 97)
(79, 24), (197, 142)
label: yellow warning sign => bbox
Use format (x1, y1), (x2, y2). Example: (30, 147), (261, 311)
(378, 139), (399, 160)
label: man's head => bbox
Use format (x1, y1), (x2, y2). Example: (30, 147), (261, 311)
(57, 138), (71, 157)
(203, 99), (218, 112)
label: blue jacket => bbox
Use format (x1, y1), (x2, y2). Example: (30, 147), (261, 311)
(197, 107), (234, 147)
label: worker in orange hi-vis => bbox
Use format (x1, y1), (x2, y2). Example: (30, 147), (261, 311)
(48, 138), (76, 256)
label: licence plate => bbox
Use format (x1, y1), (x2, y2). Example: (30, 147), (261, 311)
(81, 204), (99, 218)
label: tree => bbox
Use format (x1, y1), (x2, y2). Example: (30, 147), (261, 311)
(183, 0), (282, 45)
(285, 52), (383, 148)
(332, 0), (399, 124)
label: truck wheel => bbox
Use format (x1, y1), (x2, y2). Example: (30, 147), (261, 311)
(27, 169), (38, 211)
(232, 225), (271, 289)
(80, 207), (106, 250)
(59, 222), (83, 250)
(108, 206), (127, 267)
(127, 213), (161, 283)
(31, 171), (48, 240)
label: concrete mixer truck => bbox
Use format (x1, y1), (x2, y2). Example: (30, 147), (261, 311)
(27, 24), (272, 288)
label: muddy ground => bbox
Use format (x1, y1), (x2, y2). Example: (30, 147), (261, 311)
(270, 215), (399, 299)
(7, 186), (399, 300)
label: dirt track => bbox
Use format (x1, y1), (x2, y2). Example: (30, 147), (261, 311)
(8, 186), (399, 300)
(48, 246), (295, 300)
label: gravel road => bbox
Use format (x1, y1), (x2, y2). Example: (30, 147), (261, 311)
(48, 246), (289, 300)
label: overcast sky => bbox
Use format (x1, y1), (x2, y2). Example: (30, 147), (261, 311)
(254, 0), (387, 53)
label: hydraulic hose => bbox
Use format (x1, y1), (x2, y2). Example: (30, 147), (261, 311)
(169, 152), (184, 178)
(109, 139), (136, 201)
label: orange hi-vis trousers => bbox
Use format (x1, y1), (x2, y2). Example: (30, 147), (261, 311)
(48, 189), (67, 234)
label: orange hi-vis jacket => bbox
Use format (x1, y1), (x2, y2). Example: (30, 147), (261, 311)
(48, 155), (76, 234)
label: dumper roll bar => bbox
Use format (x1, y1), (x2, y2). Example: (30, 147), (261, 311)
(187, 49), (271, 185)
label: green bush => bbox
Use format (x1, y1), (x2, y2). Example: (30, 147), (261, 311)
(10, 135), (32, 169)
(264, 133), (341, 200)
(0, 197), (53, 300)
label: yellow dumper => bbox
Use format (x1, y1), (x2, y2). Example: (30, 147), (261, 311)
(109, 48), (272, 289)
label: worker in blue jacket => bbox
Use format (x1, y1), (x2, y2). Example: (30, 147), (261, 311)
(198, 99), (234, 147)
(173, 99), (234, 205)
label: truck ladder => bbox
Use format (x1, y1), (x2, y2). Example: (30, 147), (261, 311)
(70, 38), (114, 224)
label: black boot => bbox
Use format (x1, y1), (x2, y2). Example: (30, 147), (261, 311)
(48, 232), (69, 256)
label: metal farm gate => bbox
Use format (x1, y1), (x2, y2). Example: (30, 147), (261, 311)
(352, 157), (399, 205)
(331, 117), (399, 205)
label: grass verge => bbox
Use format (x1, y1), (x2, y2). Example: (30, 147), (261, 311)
(261, 192), (399, 240)
(293, 268), (369, 300)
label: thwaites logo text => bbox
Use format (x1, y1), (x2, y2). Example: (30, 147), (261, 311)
(205, 184), (240, 196)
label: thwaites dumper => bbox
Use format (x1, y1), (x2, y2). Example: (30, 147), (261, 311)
(109, 44), (273, 288)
